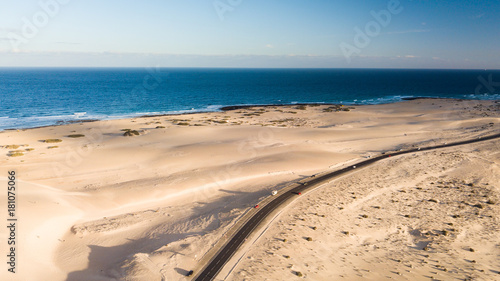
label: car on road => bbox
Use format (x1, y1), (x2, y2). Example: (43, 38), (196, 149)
(254, 204), (259, 208)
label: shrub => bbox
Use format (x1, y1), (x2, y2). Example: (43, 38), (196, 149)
(177, 122), (190, 126)
(25, 148), (35, 152)
(296, 271), (303, 277)
(123, 130), (140, 136)
(306, 237), (312, 241)
(5, 145), (20, 149)
(48, 146), (59, 149)
(67, 134), (85, 138)
(8, 152), (24, 157)
(156, 126), (165, 129)
(43, 139), (62, 143)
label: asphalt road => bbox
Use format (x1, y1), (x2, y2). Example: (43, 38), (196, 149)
(194, 133), (500, 281)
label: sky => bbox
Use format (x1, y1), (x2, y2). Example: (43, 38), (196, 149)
(0, 0), (499, 68)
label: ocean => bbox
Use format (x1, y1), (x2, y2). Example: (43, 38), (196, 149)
(1, 68), (499, 130)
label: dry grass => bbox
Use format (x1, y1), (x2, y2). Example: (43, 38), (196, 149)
(123, 130), (140, 136)
(43, 139), (62, 143)
(67, 134), (85, 138)
(4, 145), (21, 149)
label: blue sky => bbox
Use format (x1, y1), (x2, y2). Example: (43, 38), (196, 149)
(0, 0), (499, 68)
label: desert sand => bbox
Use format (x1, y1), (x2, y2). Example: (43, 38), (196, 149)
(0, 99), (498, 281)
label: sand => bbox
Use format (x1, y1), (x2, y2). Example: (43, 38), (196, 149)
(0, 99), (498, 281)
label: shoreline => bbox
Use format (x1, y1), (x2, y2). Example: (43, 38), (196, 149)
(2, 98), (493, 132)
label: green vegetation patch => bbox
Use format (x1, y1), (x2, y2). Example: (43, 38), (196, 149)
(67, 134), (85, 138)
(43, 139), (62, 143)
(123, 130), (140, 136)
(4, 145), (20, 149)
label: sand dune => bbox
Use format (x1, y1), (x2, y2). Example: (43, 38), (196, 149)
(0, 99), (498, 281)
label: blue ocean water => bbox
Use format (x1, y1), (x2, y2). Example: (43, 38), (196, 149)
(0, 68), (499, 130)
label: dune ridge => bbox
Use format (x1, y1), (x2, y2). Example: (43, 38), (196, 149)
(0, 99), (498, 281)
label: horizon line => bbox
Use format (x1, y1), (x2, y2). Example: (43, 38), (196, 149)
(0, 66), (498, 71)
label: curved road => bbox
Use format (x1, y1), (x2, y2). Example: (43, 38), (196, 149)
(194, 133), (500, 281)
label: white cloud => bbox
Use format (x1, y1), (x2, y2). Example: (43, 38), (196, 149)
(55, 42), (82, 45)
(385, 29), (430, 35)
(469, 13), (485, 20)
(0, 50), (496, 69)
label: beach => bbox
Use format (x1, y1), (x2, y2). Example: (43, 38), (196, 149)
(0, 98), (499, 281)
